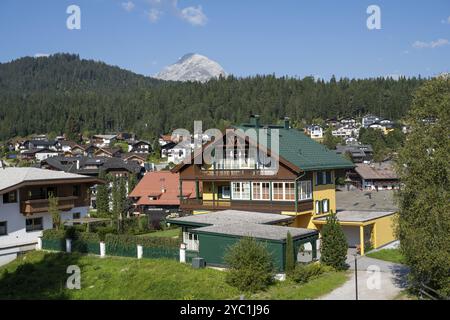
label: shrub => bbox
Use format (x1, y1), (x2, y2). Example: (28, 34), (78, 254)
(95, 226), (117, 241)
(224, 237), (275, 293)
(289, 263), (334, 284)
(42, 229), (66, 240)
(320, 212), (348, 270)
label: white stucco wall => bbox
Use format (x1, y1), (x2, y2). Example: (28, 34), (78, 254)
(0, 191), (88, 253)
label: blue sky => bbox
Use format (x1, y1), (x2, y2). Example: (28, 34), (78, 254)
(1, 0), (449, 79)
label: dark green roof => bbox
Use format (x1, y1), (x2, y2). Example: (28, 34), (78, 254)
(235, 124), (354, 172)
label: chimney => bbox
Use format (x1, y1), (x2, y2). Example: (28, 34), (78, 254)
(284, 117), (290, 129)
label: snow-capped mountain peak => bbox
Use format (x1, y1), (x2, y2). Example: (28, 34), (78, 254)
(155, 53), (226, 82)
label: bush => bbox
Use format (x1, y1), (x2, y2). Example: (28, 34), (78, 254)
(224, 237), (275, 293)
(96, 226), (117, 241)
(42, 229), (65, 240)
(289, 263), (334, 284)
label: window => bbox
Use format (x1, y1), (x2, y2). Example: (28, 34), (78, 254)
(298, 180), (312, 200)
(0, 221), (7, 236)
(3, 191), (17, 203)
(252, 182), (270, 201)
(315, 200), (321, 214)
(73, 212), (81, 225)
(26, 217), (43, 232)
(272, 182), (295, 201)
(219, 185), (231, 199)
(322, 199), (330, 213)
(314, 199), (330, 214)
(316, 171), (333, 185)
(272, 182), (284, 200)
(72, 185), (81, 197)
(231, 182), (251, 200)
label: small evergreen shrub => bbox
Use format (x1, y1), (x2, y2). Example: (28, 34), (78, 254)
(289, 263), (334, 284)
(320, 212), (348, 270)
(224, 237), (275, 293)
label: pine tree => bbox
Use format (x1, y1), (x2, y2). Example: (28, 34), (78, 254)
(48, 194), (61, 230)
(320, 211), (348, 270)
(95, 170), (110, 216)
(285, 231), (295, 274)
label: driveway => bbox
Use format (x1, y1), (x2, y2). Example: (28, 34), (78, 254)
(319, 251), (409, 300)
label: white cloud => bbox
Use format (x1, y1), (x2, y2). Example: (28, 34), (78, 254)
(122, 1), (135, 12)
(441, 16), (450, 24)
(147, 8), (162, 23)
(179, 5), (207, 26)
(413, 38), (449, 49)
(34, 53), (50, 58)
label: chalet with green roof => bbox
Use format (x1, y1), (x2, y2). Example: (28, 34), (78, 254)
(172, 115), (354, 230)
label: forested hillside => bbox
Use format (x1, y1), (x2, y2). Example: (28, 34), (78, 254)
(0, 53), (425, 141)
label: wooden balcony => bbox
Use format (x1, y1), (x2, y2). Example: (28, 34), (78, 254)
(20, 196), (79, 215)
(180, 198), (313, 214)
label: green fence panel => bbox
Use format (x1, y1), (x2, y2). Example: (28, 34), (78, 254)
(106, 243), (137, 258)
(186, 250), (199, 264)
(72, 240), (100, 255)
(142, 246), (179, 260)
(42, 238), (65, 252)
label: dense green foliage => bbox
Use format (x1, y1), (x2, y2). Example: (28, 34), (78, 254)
(95, 171), (110, 217)
(285, 232), (295, 274)
(104, 233), (180, 249)
(320, 212), (348, 270)
(395, 76), (450, 297)
(359, 127), (405, 162)
(0, 54), (424, 141)
(289, 263), (334, 284)
(224, 237), (275, 293)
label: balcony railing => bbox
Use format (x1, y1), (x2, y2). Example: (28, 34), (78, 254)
(180, 198), (313, 213)
(20, 196), (78, 215)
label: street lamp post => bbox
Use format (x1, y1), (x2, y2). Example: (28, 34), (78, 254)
(354, 253), (358, 300)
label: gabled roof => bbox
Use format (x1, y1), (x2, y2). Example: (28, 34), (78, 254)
(235, 124), (354, 171)
(0, 167), (98, 193)
(355, 163), (398, 180)
(129, 171), (197, 206)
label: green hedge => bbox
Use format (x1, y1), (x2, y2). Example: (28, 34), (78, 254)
(105, 234), (180, 258)
(72, 233), (101, 255)
(104, 234), (138, 257)
(42, 229), (100, 254)
(137, 236), (180, 249)
(42, 229), (66, 240)
(142, 247), (179, 260)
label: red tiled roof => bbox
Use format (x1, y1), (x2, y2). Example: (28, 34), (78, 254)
(129, 171), (198, 206)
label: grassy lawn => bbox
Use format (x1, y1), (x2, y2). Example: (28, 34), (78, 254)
(137, 228), (180, 238)
(0, 251), (348, 300)
(366, 249), (404, 264)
